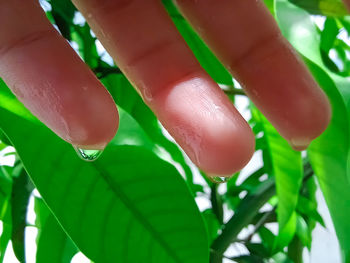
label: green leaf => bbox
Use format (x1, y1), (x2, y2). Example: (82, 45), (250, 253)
(0, 85), (208, 263)
(320, 18), (339, 53)
(10, 165), (34, 263)
(0, 167), (12, 220)
(0, 210), (11, 263)
(288, 0), (348, 17)
(102, 74), (196, 190)
(0, 167), (12, 262)
(259, 227), (276, 253)
(295, 215), (311, 250)
(49, 0), (77, 40)
(201, 209), (220, 243)
(273, 211), (297, 252)
(306, 59), (350, 263)
(264, 0), (276, 17)
(276, 1), (350, 260)
(162, 0), (233, 85)
(250, 107), (303, 244)
(35, 197), (78, 263)
(296, 195), (325, 228)
(71, 23), (99, 68)
(113, 107), (155, 151)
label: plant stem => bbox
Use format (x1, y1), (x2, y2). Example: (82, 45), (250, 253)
(223, 88), (246, 96)
(244, 207), (277, 242)
(210, 178), (276, 263)
(210, 184), (224, 225)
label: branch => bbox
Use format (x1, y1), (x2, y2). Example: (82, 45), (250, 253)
(210, 162), (315, 263)
(93, 66), (122, 79)
(210, 177), (275, 263)
(222, 87), (246, 96)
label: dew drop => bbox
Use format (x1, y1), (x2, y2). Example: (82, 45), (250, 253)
(74, 147), (103, 162)
(209, 176), (230, 184)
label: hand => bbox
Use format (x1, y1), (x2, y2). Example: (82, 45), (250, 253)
(0, 0), (331, 176)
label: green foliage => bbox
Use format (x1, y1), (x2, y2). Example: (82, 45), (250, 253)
(0, 0), (350, 262)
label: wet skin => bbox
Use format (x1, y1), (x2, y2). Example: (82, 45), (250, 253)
(0, 0), (333, 176)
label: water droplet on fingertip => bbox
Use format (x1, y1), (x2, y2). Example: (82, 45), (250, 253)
(209, 176), (231, 184)
(74, 147), (103, 162)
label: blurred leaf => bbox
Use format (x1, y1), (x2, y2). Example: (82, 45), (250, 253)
(320, 18), (341, 73)
(49, 0), (76, 40)
(287, 236), (303, 263)
(162, 0), (233, 85)
(251, 107), (303, 245)
(35, 197), (78, 263)
(0, 167), (12, 220)
(264, 0), (276, 16)
(71, 23), (99, 68)
(259, 226), (276, 253)
(0, 85), (208, 263)
(245, 243), (270, 259)
(11, 165), (34, 263)
(202, 209), (220, 243)
(273, 211), (297, 252)
(0, 167), (12, 262)
(276, 1), (350, 260)
(231, 254), (264, 263)
(295, 215), (311, 250)
(321, 18), (339, 53)
(297, 195), (325, 228)
(272, 252), (293, 263)
(288, 0), (347, 17)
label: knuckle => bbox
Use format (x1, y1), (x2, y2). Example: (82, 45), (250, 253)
(86, 0), (137, 16)
(127, 39), (177, 67)
(0, 29), (56, 58)
(229, 33), (283, 71)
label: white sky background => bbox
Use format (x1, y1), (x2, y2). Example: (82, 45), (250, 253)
(0, 4), (347, 263)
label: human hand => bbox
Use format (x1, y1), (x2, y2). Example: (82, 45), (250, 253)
(0, 0), (331, 176)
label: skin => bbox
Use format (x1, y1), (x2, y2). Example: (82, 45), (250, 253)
(0, 0), (333, 176)
(345, 0), (350, 11)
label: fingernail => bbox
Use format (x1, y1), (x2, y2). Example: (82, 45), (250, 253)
(290, 138), (310, 151)
(207, 174), (233, 184)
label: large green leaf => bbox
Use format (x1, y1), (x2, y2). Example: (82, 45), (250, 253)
(305, 60), (350, 261)
(102, 74), (196, 191)
(0, 84), (208, 263)
(276, 1), (350, 260)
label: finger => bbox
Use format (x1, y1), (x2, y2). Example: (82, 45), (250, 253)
(175, 0), (331, 150)
(0, 0), (118, 150)
(72, 0), (255, 175)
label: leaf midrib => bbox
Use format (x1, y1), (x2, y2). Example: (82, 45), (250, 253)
(93, 161), (182, 263)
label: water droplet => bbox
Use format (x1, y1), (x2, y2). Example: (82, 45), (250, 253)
(74, 147), (102, 162)
(209, 176), (230, 184)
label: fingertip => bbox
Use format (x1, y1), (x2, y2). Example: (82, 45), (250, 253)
(197, 119), (255, 175)
(152, 76), (255, 175)
(66, 88), (119, 150)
